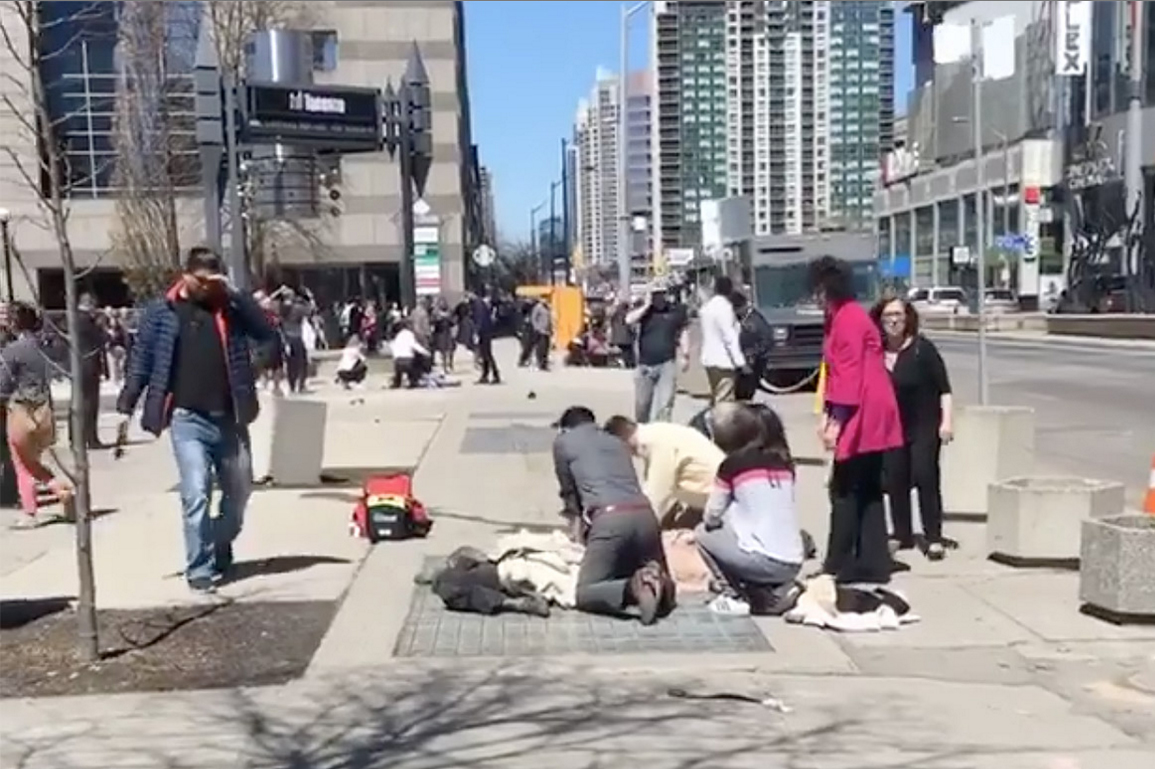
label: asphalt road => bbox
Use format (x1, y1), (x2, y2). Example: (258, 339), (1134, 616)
(931, 334), (1155, 509)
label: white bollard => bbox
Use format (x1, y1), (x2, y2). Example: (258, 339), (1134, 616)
(249, 394), (328, 486)
(941, 405), (1035, 518)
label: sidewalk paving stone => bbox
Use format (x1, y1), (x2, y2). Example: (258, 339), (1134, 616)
(394, 579), (770, 658)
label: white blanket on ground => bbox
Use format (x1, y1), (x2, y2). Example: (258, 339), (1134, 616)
(490, 530), (584, 609)
(784, 574), (920, 632)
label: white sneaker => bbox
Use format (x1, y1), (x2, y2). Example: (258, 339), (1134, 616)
(708, 595), (751, 616)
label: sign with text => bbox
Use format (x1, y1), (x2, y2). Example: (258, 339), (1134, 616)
(1055, 1), (1091, 76)
(243, 84), (382, 148)
(882, 144), (920, 186)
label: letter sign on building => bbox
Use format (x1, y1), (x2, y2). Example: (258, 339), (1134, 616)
(1055, 1), (1091, 76)
(244, 84), (382, 149)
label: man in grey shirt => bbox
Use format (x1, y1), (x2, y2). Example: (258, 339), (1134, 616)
(551, 406), (672, 624)
(530, 300), (552, 371)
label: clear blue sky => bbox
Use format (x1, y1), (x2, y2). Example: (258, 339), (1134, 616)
(464, 1), (913, 243)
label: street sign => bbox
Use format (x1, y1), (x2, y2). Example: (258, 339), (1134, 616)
(472, 244), (496, 268)
(243, 84), (383, 148)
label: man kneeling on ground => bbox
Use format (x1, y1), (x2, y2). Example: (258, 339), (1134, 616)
(552, 406), (674, 624)
(603, 415), (723, 529)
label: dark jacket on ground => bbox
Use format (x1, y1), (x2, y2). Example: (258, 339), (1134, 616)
(116, 284), (274, 436)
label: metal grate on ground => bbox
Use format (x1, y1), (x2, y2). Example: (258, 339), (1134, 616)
(458, 425), (556, 455)
(394, 582), (773, 658)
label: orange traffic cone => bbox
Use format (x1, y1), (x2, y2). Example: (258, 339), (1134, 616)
(1145, 455), (1155, 515)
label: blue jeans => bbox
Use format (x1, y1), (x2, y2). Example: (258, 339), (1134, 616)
(170, 408), (252, 582)
(634, 360), (678, 423)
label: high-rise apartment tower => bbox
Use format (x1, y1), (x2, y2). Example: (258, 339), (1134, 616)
(651, 0), (895, 250)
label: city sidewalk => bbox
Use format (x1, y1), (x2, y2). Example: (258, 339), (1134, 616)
(2, 340), (1153, 769)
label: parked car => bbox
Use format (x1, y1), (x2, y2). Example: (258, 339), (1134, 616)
(908, 286), (970, 315)
(983, 289), (1019, 314)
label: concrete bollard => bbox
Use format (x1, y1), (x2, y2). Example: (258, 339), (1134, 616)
(987, 476), (1126, 565)
(250, 394), (328, 486)
(1079, 514), (1155, 622)
(941, 405), (1035, 519)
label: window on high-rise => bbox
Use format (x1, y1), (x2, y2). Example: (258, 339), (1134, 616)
(38, 1), (200, 199)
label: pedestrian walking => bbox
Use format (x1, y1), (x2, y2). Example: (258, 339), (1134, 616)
(627, 283), (689, 423)
(530, 298), (553, 371)
(809, 256), (903, 585)
(1, 302), (74, 526)
(431, 298), (456, 373)
(872, 294), (954, 561)
(116, 247), (275, 594)
(472, 294), (501, 385)
(698, 275), (745, 406)
(609, 300), (637, 369)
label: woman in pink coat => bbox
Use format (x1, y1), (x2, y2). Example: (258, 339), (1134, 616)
(809, 257), (904, 584)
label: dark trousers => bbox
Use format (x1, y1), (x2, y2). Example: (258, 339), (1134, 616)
(476, 335), (500, 382)
(518, 329), (533, 366)
(433, 558), (508, 615)
(824, 451), (891, 585)
(391, 356), (426, 388)
(336, 361), (367, 385)
(533, 332), (550, 370)
(884, 435), (944, 545)
(575, 506), (666, 616)
(285, 337), (309, 393)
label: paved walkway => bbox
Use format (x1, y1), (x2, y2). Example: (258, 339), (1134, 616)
(2, 340), (1153, 768)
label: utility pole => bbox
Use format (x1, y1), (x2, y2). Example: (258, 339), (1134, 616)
(971, 17), (989, 405)
(383, 44), (433, 310)
(223, 74), (246, 290)
(1124, 0), (1145, 312)
(531, 201), (545, 281)
(561, 137), (571, 284)
(618, 2), (648, 294)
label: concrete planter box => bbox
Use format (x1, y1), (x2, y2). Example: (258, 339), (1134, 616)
(1079, 514), (1155, 621)
(942, 406), (1035, 518)
(250, 395), (328, 486)
(987, 476), (1126, 563)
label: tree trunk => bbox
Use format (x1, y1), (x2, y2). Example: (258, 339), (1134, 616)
(58, 222), (98, 663)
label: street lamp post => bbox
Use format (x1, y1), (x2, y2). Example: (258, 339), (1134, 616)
(0, 206), (15, 509)
(548, 179), (563, 284)
(382, 44), (433, 311)
(970, 18), (990, 406)
(0, 208), (13, 303)
(618, 1), (649, 294)
(530, 201), (545, 281)
(1124, 0), (1146, 312)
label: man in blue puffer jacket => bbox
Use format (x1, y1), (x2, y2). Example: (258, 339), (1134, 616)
(116, 247), (274, 594)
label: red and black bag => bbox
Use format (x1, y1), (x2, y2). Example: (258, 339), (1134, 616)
(350, 473), (433, 542)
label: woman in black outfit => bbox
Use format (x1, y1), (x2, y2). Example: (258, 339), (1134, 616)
(872, 295), (955, 561)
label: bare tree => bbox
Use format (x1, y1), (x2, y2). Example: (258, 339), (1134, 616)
(109, 0), (196, 299)
(0, 0), (105, 660)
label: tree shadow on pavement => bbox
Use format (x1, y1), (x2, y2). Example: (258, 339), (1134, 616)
(0, 596), (73, 630)
(229, 556), (353, 584)
(1, 661), (1078, 768)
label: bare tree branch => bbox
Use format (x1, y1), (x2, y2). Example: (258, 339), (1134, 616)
(0, 0), (99, 661)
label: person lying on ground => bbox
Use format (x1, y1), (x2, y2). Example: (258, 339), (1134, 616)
(418, 546), (552, 618)
(603, 414), (724, 529)
(696, 403), (804, 616)
(552, 405), (674, 624)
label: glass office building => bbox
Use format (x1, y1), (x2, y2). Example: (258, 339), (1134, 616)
(37, 1), (199, 199)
